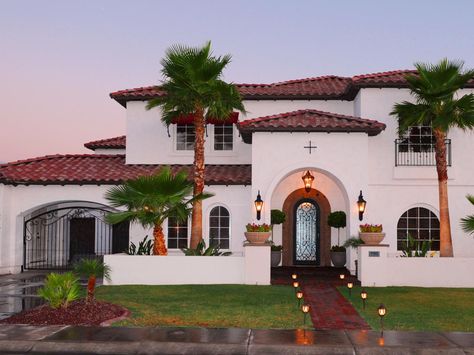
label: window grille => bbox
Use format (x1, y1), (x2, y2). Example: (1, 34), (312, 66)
(397, 207), (440, 251)
(167, 216), (188, 249)
(176, 124), (195, 151)
(214, 124), (233, 151)
(209, 206), (230, 249)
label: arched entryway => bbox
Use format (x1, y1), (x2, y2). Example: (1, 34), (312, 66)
(282, 188), (331, 266)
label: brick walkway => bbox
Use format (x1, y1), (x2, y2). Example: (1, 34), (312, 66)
(272, 267), (370, 330)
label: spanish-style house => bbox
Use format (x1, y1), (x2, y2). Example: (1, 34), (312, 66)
(1, 70), (473, 280)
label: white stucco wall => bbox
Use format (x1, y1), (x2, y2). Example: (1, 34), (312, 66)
(93, 149), (125, 155)
(0, 183), (251, 274)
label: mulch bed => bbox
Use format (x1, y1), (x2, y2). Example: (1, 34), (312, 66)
(0, 300), (129, 326)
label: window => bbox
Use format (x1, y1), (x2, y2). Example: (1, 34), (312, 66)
(397, 207), (440, 251)
(209, 206), (230, 249)
(399, 126), (435, 152)
(214, 124), (233, 151)
(176, 124), (195, 151)
(167, 216), (188, 248)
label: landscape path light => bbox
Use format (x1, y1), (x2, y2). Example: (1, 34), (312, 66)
(301, 304), (310, 329)
(378, 304), (387, 337)
(347, 282), (353, 297)
(360, 289), (368, 310)
(291, 273), (298, 280)
(296, 290), (303, 308)
(293, 281), (299, 292)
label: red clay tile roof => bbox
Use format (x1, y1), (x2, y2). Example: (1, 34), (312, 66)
(84, 136), (126, 150)
(0, 155), (251, 186)
(237, 109), (386, 143)
(110, 69), (474, 106)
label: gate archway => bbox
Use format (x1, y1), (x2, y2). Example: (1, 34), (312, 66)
(23, 202), (129, 270)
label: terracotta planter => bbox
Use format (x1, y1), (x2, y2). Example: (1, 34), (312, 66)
(359, 232), (385, 245)
(244, 231), (271, 244)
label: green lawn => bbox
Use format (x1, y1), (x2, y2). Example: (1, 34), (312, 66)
(96, 284), (305, 328)
(339, 286), (474, 332)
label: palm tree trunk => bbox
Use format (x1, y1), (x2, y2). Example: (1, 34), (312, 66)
(433, 129), (453, 257)
(86, 275), (96, 303)
(191, 107), (205, 249)
(153, 224), (168, 255)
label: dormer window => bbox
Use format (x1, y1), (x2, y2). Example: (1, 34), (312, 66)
(214, 124), (233, 151)
(176, 124), (195, 151)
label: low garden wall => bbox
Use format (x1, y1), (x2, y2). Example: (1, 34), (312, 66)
(104, 244), (270, 286)
(358, 245), (474, 287)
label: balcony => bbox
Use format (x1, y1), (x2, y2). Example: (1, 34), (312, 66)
(395, 139), (451, 166)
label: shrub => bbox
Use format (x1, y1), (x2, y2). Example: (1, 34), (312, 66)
(181, 240), (232, 256)
(270, 210), (286, 225)
(401, 234), (430, 257)
(37, 272), (80, 309)
(270, 243), (283, 252)
(245, 223), (271, 232)
(127, 236), (154, 255)
(330, 245), (346, 252)
(343, 237), (365, 249)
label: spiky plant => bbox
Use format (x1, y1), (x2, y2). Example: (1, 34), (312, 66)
(461, 194), (474, 235)
(146, 41), (245, 248)
(391, 59), (474, 256)
(37, 272), (80, 309)
(105, 166), (212, 255)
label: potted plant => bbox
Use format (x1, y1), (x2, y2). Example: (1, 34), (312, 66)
(327, 211), (347, 267)
(359, 224), (385, 245)
(244, 223), (272, 244)
(270, 209), (286, 267)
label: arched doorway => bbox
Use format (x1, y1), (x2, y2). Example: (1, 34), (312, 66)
(293, 199), (320, 265)
(282, 188), (331, 266)
(23, 201), (129, 270)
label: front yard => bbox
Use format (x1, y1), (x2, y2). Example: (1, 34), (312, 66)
(339, 286), (474, 332)
(96, 284), (304, 329)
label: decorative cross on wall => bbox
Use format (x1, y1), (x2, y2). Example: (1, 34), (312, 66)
(304, 140), (317, 154)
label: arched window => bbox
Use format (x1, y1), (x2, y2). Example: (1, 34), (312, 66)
(209, 206), (230, 249)
(397, 207), (440, 251)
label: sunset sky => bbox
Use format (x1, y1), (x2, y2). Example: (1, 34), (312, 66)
(2, 0), (474, 162)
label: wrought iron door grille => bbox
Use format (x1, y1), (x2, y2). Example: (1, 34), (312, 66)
(293, 200), (320, 265)
(23, 207), (129, 270)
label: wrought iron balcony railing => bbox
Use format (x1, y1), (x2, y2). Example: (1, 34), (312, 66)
(395, 139), (451, 166)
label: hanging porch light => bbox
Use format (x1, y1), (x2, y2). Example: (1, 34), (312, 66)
(302, 170), (315, 192)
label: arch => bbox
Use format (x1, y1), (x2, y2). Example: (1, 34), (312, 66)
(208, 205), (231, 249)
(282, 188), (331, 266)
(22, 200), (116, 221)
(396, 205), (440, 251)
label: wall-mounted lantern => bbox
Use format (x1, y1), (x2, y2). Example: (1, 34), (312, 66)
(302, 170), (314, 192)
(357, 190), (367, 221)
(254, 190), (264, 220)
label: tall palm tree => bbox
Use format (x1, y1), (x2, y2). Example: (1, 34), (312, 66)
(105, 167), (212, 255)
(391, 59), (474, 257)
(146, 41), (245, 248)
(461, 195), (474, 235)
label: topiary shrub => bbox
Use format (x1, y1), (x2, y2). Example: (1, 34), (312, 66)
(327, 211), (347, 246)
(271, 209), (286, 225)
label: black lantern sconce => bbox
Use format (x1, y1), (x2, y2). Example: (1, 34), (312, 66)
(302, 170), (315, 192)
(357, 190), (367, 221)
(254, 190), (264, 220)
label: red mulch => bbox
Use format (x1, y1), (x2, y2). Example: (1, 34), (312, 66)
(0, 300), (128, 326)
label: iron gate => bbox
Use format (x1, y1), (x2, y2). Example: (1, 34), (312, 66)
(23, 207), (129, 270)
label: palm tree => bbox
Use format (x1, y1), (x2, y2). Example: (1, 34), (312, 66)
(391, 59), (474, 257)
(74, 259), (111, 303)
(105, 167), (212, 255)
(146, 41), (245, 248)
(461, 195), (474, 235)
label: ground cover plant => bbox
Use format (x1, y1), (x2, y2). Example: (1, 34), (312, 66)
(96, 284), (305, 329)
(339, 286), (474, 332)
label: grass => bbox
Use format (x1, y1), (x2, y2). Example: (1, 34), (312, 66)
(339, 286), (474, 332)
(96, 284), (305, 328)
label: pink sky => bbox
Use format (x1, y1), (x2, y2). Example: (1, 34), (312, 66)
(2, 0), (474, 163)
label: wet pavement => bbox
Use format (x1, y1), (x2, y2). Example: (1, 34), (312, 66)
(0, 325), (473, 354)
(0, 272), (47, 320)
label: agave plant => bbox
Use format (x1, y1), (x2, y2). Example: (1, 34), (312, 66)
(127, 236), (154, 255)
(181, 240), (232, 256)
(73, 259), (111, 303)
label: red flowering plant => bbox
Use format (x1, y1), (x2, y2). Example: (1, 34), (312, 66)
(359, 224), (383, 233)
(245, 223), (272, 232)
